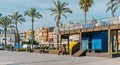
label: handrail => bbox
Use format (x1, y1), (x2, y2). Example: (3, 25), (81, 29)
(59, 16), (120, 32)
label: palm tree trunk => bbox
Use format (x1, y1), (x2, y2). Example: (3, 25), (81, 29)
(85, 12), (87, 24)
(56, 15), (61, 50)
(31, 18), (34, 49)
(4, 28), (7, 49)
(56, 20), (59, 50)
(16, 22), (19, 50)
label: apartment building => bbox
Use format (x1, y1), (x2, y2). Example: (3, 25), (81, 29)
(34, 27), (49, 42)
(48, 27), (54, 42)
(20, 31), (26, 42)
(41, 27), (49, 42)
(34, 28), (42, 43)
(0, 30), (15, 46)
(25, 30), (32, 42)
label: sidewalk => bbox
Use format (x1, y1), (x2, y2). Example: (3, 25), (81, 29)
(0, 50), (119, 65)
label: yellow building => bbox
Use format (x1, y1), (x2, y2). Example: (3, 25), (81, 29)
(25, 30), (32, 42)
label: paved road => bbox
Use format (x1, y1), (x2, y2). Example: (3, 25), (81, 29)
(0, 50), (120, 65)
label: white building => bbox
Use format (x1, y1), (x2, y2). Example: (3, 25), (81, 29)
(0, 30), (15, 46)
(20, 31), (26, 42)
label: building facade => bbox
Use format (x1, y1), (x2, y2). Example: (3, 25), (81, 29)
(25, 30), (32, 42)
(34, 27), (49, 43)
(48, 27), (54, 42)
(34, 28), (42, 43)
(20, 31), (26, 42)
(41, 27), (49, 42)
(0, 30), (15, 46)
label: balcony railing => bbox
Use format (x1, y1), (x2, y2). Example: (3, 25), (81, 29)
(59, 16), (120, 32)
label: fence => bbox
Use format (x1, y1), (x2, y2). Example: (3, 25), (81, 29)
(59, 16), (120, 32)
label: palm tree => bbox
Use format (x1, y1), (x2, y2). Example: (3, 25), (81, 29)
(9, 12), (25, 49)
(24, 8), (42, 49)
(49, 1), (72, 50)
(0, 16), (13, 48)
(113, 0), (120, 12)
(106, 0), (116, 17)
(115, 0), (120, 5)
(79, 0), (93, 23)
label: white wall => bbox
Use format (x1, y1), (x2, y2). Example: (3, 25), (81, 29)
(0, 34), (15, 45)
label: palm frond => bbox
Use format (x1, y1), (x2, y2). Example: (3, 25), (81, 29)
(9, 25), (15, 28)
(49, 8), (57, 13)
(62, 2), (69, 8)
(62, 14), (67, 19)
(106, 6), (111, 12)
(0, 16), (13, 29)
(106, 0), (115, 7)
(24, 11), (29, 16)
(106, 0), (120, 16)
(35, 12), (43, 19)
(113, 5), (119, 13)
(55, 15), (58, 21)
(18, 18), (25, 24)
(50, 12), (57, 16)
(53, 1), (57, 8)
(62, 8), (72, 14)
(49, 1), (72, 21)
(79, 0), (93, 12)
(25, 8), (42, 19)
(9, 12), (25, 24)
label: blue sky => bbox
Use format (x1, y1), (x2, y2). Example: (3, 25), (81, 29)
(0, 0), (120, 32)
